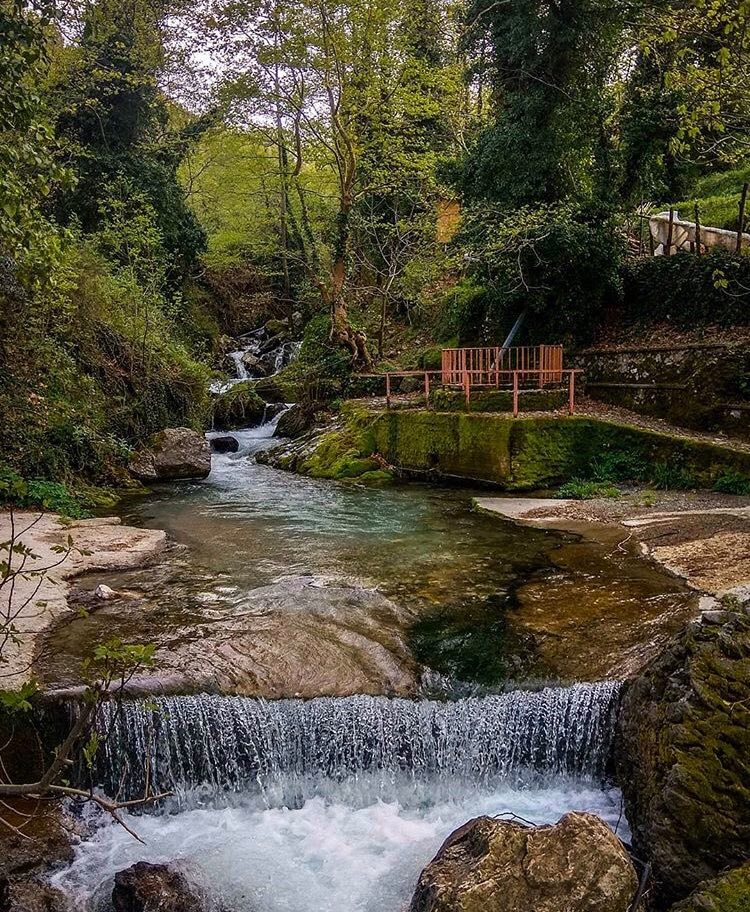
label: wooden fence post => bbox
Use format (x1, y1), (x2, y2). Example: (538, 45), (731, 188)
(694, 202), (701, 255)
(424, 372), (430, 407)
(737, 183), (748, 254)
(463, 370), (470, 408)
(512, 371), (519, 418)
(569, 371), (576, 415)
(665, 208), (674, 256)
(386, 373), (391, 409)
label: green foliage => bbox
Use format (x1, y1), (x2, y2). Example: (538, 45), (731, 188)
(297, 314), (353, 379)
(457, 202), (624, 343)
(651, 461), (696, 490)
(713, 470), (750, 496)
(0, 680), (38, 714)
(461, 0), (623, 206)
(0, 0), (71, 291)
(0, 462), (95, 517)
(621, 250), (750, 327)
(557, 479), (621, 499)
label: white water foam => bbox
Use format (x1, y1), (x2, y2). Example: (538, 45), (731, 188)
(53, 778), (626, 912)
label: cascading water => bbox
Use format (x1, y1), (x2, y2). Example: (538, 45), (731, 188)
(56, 685), (627, 911)
(94, 683), (621, 803)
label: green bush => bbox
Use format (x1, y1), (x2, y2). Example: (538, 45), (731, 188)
(0, 464), (94, 518)
(713, 470), (750, 496)
(456, 202), (624, 344)
(621, 249), (750, 327)
(651, 461), (696, 490)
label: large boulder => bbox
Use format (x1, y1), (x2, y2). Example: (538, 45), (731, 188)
(409, 812), (637, 912)
(617, 604), (750, 909)
(274, 404), (314, 439)
(112, 862), (204, 912)
(240, 350), (269, 377)
(129, 428), (211, 481)
(211, 382), (267, 430)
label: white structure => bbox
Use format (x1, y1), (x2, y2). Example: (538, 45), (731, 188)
(649, 210), (750, 255)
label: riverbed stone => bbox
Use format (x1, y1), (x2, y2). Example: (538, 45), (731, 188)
(211, 382), (267, 430)
(129, 428), (211, 481)
(112, 862), (204, 912)
(210, 435), (240, 453)
(409, 812), (637, 912)
(616, 603), (750, 909)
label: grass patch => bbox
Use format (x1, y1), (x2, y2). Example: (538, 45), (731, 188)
(557, 479), (621, 500)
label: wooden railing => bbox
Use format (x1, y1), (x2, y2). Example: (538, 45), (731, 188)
(362, 345), (579, 416)
(440, 345), (564, 388)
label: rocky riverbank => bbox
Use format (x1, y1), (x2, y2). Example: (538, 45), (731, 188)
(0, 511), (167, 691)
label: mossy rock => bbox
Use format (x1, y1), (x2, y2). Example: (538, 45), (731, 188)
(294, 410), (394, 484)
(670, 863), (750, 912)
(429, 388), (567, 413)
(369, 411), (750, 490)
(211, 383), (267, 430)
(617, 609), (750, 908)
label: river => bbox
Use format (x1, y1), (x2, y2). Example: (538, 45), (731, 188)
(46, 417), (694, 910)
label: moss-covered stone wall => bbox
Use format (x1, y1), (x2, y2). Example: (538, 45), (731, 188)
(370, 410), (750, 489)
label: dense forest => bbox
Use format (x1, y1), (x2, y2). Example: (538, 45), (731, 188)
(1, 0), (749, 494)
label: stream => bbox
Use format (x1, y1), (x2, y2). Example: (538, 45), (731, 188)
(46, 415), (697, 911)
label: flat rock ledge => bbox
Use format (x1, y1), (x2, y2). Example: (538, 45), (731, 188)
(474, 493), (750, 598)
(410, 811), (638, 912)
(0, 512), (167, 691)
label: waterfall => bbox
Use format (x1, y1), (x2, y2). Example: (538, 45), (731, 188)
(93, 683), (620, 801)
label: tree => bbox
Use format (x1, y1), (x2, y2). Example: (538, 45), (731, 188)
(52, 0), (207, 287)
(461, 0), (625, 207)
(0, 0), (70, 295)
(620, 0), (750, 202)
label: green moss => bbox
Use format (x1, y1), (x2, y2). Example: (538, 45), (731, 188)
(211, 382), (266, 430)
(429, 388), (567, 413)
(296, 409), (394, 484)
(369, 411), (750, 490)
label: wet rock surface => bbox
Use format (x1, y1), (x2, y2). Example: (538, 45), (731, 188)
(274, 403), (314, 439)
(0, 803), (74, 912)
(112, 862), (204, 912)
(409, 812), (637, 912)
(210, 435), (240, 453)
(617, 603), (750, 908)
(129, 428), (211, 481)
(43, 576), (418, 698)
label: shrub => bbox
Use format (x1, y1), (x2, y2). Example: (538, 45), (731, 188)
(456, 201), (624, 344)
(621, 249), (750, 327)
(651, 461), (696, 490)
(713, 470), (750, 496)
(0, 464), (93, 518)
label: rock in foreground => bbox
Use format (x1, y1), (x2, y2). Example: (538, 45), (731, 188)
(617, 604), (750, 908)
(112, 862), (204, 912)
(129, 428), (211, 480)
(410, 812), (637, 912)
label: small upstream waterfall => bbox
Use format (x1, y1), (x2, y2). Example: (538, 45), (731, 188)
(94, 683), (621, 801)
